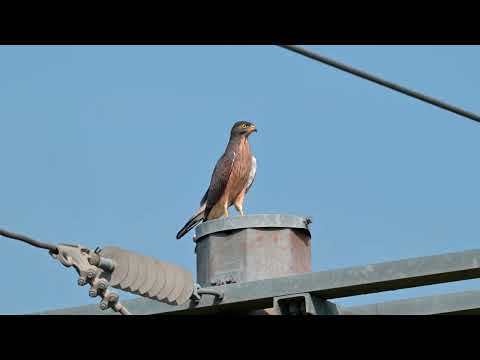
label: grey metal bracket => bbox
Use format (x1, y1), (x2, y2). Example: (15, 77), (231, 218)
(191, 283), (224, 304)
(273, 293), (340, 315)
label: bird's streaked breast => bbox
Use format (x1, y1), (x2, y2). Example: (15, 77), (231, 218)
(246, 155), (256, 193)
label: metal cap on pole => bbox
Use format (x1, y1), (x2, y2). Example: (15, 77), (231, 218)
(194, 214), (313, 314)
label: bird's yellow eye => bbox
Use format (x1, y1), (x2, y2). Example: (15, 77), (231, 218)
(241, 124), (248, 128)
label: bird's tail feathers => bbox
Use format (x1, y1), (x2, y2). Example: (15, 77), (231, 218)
(176, 205), (206, 240)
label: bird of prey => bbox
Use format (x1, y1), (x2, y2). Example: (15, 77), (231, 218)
(176, 121), (257, 240)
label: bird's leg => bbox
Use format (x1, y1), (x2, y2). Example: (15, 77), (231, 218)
(234, 203), (244, 216)
(223, 198), (229, 218)
(233, 190), (246, 216)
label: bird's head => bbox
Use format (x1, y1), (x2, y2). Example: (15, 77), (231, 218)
(231, 121), (257, 137)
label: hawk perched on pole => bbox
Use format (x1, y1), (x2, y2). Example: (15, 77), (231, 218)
(176, 121), (257, 239)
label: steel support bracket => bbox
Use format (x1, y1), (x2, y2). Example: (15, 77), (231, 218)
(273, 293), (340, 315)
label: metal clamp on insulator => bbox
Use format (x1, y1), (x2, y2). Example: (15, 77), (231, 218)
(88, 253), (115, 272)
(97, 290), (131, 315)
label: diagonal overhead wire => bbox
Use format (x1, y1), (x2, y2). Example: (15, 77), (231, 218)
(278, 45), (480, 124)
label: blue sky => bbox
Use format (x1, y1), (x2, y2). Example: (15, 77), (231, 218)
(1, 45), (480, 314)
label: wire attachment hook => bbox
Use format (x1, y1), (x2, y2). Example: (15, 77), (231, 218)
(191, 283), (224, 303)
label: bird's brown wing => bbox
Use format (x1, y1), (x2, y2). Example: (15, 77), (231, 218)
(201, 155), (253, 207)
(204, 150), (236, 219)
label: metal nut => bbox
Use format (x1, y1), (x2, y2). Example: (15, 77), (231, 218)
(108, 293), (119, 303)
(89, 289), (98, 297)
(99, 301), (109, 310)
(77, 277), (86, 286)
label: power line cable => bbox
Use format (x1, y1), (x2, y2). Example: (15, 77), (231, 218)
(278, 45), (480, 124)
(0, 228), (58, 253)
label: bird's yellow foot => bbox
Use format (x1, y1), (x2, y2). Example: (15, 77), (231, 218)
(234, 204), (244, 216)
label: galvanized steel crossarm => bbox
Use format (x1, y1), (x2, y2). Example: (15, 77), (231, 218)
(141, 248), (480, 314)
(346, 290), (480, 315)
(36, 248), (480, 315)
